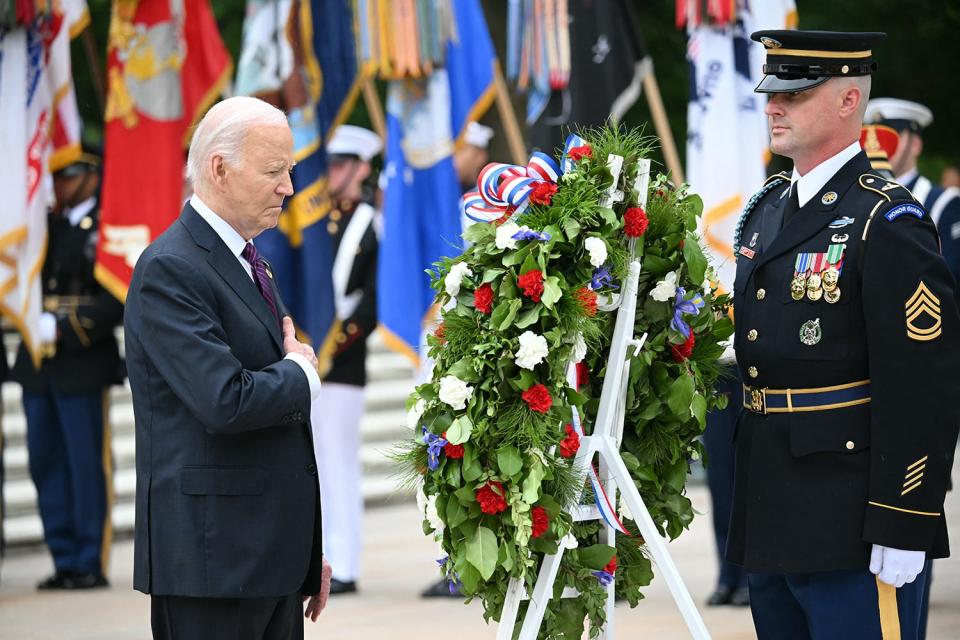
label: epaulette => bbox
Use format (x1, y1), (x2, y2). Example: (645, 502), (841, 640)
(860, 173), (928, 244)
(857, 173), (916, 203)
(733, 172), (790, 254)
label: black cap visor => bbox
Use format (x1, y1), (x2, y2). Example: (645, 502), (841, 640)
(755, 74), (829, 94)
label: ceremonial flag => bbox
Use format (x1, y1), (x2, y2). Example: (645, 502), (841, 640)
(378, 0), (497, 364)
(96, 0), (232, 302)
(686, 1), (796, 293)
(522, 0), (648, 155)
(235, 0), (363, 372)
(0, 4), (86, 365)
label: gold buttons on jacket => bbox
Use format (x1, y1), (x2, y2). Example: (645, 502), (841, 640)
(748, 366), (758, 379)
(845, 441), (855, 450)
(747, 329), (758, 342)
(756, 288), (766, 301)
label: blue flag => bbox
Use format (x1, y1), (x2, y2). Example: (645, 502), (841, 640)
(377, 0), (497, 364)
(239, 0), (361, 372)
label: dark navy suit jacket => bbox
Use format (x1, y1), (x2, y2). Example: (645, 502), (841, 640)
(125, 203), (323, 598)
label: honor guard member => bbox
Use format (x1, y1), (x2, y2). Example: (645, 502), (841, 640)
(730, 31), (960, 639)
(11, 149), (124, 590)
(865, 98), (960, 291)
(312, 125), (382, 595)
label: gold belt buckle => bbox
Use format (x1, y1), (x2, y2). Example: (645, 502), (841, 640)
(749, 386), (767, 414)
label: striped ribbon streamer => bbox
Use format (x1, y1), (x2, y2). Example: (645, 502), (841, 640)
(560, 133), (587, 175)
(570, 406), (632, 536)
(462, 152), (561, 223)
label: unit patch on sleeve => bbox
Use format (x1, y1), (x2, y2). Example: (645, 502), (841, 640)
(905, 281), (942, 341)
(884, 204), (925, 222)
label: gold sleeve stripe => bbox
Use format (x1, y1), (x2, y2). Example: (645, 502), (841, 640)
(901, 481), (922, 496)
(904, 466), (924, 482)
(868, 501), (939, 517)
(907, 455), (929, 471)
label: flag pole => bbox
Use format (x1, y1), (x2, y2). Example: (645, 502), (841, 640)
(640, 58), (685, 184)
(362, 77), (387, 141)
(493, 62), (527, 165)
(80, 26), (106, 118)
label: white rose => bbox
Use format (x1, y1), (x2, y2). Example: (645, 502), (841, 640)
(425, 494), (445, 533)
(514, 331), (549, 370)
(584, 237), (608, 268)
(560, 533), (579, 549)
(406, 398), (426, 432)
(438, 375), (473, 410)
(572, 333), (587, 363)
(444, 262), (473, 297)
(650, 270), (679, 302)
(416, 486), (427, 515)
(495, 221), (521, 250)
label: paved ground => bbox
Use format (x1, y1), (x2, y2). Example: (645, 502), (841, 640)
(1, 483), (958, 639)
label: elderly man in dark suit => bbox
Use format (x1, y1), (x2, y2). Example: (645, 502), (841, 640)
(124, 96), (331, 639)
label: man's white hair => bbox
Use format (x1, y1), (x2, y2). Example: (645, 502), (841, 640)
(186, 96), (288, 189)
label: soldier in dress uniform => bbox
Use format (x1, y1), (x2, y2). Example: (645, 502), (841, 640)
(312, 125), (382, 595)
(10, 149), (124, 590)
(730, 31), (960, 639)
(865, 98), (960, 291)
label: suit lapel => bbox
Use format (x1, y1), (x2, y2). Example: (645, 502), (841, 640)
(179, 204), (284, 353)
(756, 153), (870, 270)
(760, 186), (790, 252)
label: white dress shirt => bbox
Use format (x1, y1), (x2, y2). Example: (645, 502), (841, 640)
(190, 194), (321, 400)
(790, 140), (862, 207)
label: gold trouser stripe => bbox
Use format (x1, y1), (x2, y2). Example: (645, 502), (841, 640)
(876, 576), (901, 639)
(100, 390), (114, 575)
(771, 47), (872, 59)
(868, 501), (940, 517)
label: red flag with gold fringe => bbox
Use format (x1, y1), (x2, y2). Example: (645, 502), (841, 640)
(96, 0), (231, 301)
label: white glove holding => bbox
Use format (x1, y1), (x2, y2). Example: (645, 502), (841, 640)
(38, 312), (58, 344)
(869, 544), (925, 588)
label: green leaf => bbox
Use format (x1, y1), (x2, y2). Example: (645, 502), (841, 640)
(462, 222), (493, 245)
(683, 233), (708, 285)
(446, 357), (477, 382)
(666, 374), (695, 419)
(642, 255), (674, 276)
(520, 253), (539, 275)
(578, 543), (616, 570)
(599, 206), (618, 226)
(499, 274), (518, 299)
(466, 526), (499, 581)
(446, 415), (474, 445)
(481, 268), (505, 284)
(521, 457), (546, 503)
(455, 556), (481, 593)
(495, 298), (523, 331)
(691, 393), (707, 429)
(563, 217), (581, 241)
(446, 495), (468, 528)
(541, 276), (563, 309)
(514, 305), (541, 329)
(502, 243), (532, 267)
(496, 445), (523, 478)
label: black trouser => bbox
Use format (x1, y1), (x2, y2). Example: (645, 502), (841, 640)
(151, 593), (303, 640)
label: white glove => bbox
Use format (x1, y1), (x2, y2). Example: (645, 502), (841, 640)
(869, 544), (925, 588)
(38, 312), (58, 344)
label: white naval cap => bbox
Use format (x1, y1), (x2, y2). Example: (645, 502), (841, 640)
(464, 121), (494, 149)
(327, 125), (382, 162)
(865, 98), (933, 132)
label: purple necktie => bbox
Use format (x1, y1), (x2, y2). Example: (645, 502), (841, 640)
(241, 242), (280, 327)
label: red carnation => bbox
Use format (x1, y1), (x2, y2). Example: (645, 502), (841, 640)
(476, 481), (509, 515)
(531, 506), (549, 538)
(624, 207), (649, 238)
(529, 181), (558, 206)
(568, 144), (592, 162)
(603, 556), (617, 575)
(559, 424), (580, 458)
(575, 361), (590, 389)
(518, 269), (545, 302)
(671, 332), (696, 362)
(474, 283), (494, 314)
(522, 383), (553, 414)
(575, 287), (598, 317)
(434, 323), (446, 344)
(441, 432), (465, 459)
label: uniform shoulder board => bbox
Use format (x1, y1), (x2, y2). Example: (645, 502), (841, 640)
(733, 172), (790, 254)
(858, 173), (916, 204)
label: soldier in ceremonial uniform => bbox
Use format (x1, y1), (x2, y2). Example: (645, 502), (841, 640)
(730, 31), (960, 638)
(11, 150), (124, 590)
(865, 98), (960, 291)
(312, 125), (381, 595)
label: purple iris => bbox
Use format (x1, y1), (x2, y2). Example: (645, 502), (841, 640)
(512, 227), (551, 242)
(670, 286), (705, 339)
(590, 266), (619, 291)
(448, 570), (463, 594)
(592, 570), (614, 586)
(422, 426), (448, 471)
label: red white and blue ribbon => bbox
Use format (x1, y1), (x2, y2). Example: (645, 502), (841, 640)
(462, 151), (561, 223)
(569, 406), (632, 536)
(560, 133), (588, 175)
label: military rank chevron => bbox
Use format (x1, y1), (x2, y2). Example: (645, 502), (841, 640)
(905, 281), (942, 341)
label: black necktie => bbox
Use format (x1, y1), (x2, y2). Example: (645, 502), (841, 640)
(782, 185), (800, 228)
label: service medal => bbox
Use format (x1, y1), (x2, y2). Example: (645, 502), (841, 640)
(799, 318), (822, 345)
(791, 253), (811, 300)
(824, 287), (842, 304)
(806, 286), (824, 302)
(822, 267), (840, 292)
(807, 273), (823, 291)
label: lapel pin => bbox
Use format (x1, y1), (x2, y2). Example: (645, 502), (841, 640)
(821, 192), (838, 205)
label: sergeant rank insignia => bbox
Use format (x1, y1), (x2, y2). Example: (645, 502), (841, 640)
(905, 281), (942, 341)
(799, 318), (822, 345)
